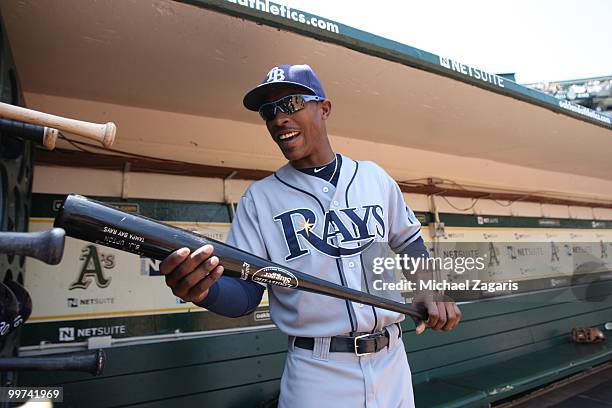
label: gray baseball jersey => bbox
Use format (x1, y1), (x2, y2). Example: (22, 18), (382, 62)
(227, 154), (422, 337)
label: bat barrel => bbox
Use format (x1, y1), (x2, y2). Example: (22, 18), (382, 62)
(54, 194), (209, 260)
(0, 349), (106, 376)
(0, 228), (66, 265)
(4, 280), (33, 327)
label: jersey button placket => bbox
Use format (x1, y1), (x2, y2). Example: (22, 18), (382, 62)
(344, 259), (364, 308)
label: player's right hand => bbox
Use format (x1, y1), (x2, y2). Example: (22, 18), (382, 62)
(159, 245), (224, 304)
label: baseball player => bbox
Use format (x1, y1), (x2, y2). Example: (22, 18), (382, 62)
(160, 64), (461, 407)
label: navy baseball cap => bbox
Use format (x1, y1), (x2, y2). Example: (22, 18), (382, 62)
(243, 64), (326, 111)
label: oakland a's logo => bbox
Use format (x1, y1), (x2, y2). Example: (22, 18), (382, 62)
(274, 205), (385, 261)
(70, 245), (114, 290)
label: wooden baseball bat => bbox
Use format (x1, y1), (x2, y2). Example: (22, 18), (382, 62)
(0, 102), (116, 148)
(54, 194), (427, 321)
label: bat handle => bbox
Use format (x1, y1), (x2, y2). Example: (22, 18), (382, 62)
(0, 349), (106, 376)
(0, 228), (65, 265)
(412, 303), (428, 322)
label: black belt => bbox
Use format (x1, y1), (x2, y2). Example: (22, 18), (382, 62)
(294, 326), (397, 356)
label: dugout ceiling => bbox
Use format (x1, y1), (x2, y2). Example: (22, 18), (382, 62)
(1, 0), (611, 180)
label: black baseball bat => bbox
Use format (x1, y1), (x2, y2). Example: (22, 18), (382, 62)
(0, 349), (105, 376)
(0, 228), (65, 265)
(53, 194), (427, 321)
(0, 282), (19, 338)
(4, 280), (33, 328)
(0, 117), (58, 150)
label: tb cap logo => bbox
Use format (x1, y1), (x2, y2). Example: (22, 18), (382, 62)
(266, 66), (286, 83)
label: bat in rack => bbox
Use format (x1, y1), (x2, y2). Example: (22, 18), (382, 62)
(0, 282), (19, 337)
(0, 102), (116, 148)
(0, 228), (65, 265)
(4, 279), (33, 329)
(0, 349), (106, 376)
(54, 194), (427, 321)
(0, 117), (58, 150)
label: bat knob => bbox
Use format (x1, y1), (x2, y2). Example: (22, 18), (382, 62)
(45, 228), (66, 265)
(92, 349), (106, 376)
(102, 122), (116, 148)
(42, 127), (58, 150)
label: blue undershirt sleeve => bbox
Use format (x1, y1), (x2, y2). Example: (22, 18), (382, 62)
(195, 276), (265, 318)
(398, 236), (428, 258)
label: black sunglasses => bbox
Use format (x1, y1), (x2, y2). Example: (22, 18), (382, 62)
(258, 94), (324, 121)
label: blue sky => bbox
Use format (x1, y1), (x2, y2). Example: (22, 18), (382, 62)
(277, 0), (612, 84)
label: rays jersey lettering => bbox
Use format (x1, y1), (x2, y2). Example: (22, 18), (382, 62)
(274, 205), (385, 261)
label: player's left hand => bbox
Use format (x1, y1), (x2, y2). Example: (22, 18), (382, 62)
(411, 297), (461, 335)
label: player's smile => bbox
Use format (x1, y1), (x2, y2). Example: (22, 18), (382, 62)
(276, 129), (301, 142)
(274, 129), (305, 162)
(278, 130), (300, 140)
(274, 127), (302, 150)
